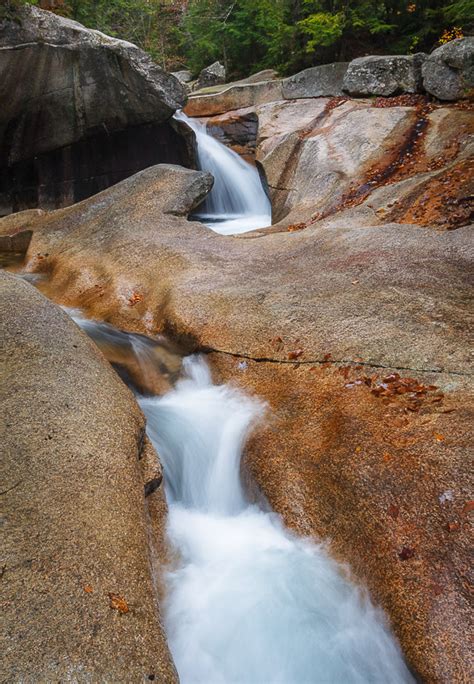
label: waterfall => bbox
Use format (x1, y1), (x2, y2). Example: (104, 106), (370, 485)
(174, 111), (272, 235)
(140, 356), (415, 684)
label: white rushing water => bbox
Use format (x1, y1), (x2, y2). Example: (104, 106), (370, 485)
(174, 111), (272, 235)
(140, 356), (414, 684)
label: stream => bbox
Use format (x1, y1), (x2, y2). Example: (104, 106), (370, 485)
(68, 313), (413, 683)
(3, 109), (415, 683)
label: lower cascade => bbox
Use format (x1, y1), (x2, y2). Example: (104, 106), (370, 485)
(139, 355), (414, 684)
(175, 111), (272, 235)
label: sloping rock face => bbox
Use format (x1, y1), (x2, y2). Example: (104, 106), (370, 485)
(253, 97), (473, 224)
(343, 54), (426, 96)
(422, 37), (474, 100)
(0, 272), (177, 682)
(0, 5), (188, 213)
(1, 114), (472, 681)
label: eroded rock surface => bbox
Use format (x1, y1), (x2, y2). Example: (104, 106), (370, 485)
(0, 272), (177, 683)
(0, 6), (189, 213)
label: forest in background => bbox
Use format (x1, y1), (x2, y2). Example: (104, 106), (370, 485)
(4, 0), (473, 78)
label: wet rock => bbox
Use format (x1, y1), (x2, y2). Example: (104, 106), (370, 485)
(422, 37), (474, 100)
(343, 54), (426, 96)
(0, 271), (177, 682)
(282, 62), (349, 99)
(204, 109), (259, 159)
(196, 61), (226, 89)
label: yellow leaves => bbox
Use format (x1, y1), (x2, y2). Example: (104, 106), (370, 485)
(438, 27), (463, 45)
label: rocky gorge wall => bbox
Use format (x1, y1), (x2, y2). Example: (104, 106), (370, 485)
(0, 5), (193, 214)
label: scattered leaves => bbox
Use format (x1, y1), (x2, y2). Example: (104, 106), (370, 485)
(287, 222), (306, 232)
(108, 593), (129, 614)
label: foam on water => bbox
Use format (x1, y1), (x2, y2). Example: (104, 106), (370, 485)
(175, 111), (272, 235)
(140, 356), (414, 684)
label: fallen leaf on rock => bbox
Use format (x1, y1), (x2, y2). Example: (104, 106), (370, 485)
(288, 349), (303, 360)
(398, 546), (415, 561)
(108, 593), (129, 614)
(128, 292), (143, 306)
(462, 501), (474, 516)
(83, 585), (93, 594)
(387, 504), (399, 519)
(270, 336), (284, 352)
(434, 433), (445, 442)
(287, 222), (306, 232)
(446, 521), (460, 532)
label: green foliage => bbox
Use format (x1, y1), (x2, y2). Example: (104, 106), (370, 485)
(1, 0), (37, 22)
(17, 0), (473, 77)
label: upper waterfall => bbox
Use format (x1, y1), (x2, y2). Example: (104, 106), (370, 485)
(175, 111), (271, 235)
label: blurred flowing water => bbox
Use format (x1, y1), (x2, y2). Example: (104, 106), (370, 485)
(140, 355), (414, 684)
(175, 111), (271, 235)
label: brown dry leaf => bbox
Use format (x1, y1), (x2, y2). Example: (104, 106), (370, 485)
(83, 585), (93, 594)
(288, 349), (304, 360)
(434, 433), (445, 442)
(108, 593), (129, 614)
(462, 501), (474, 516)
(270, 336), (284, 352)
(446, 521), (460, 532)
(387, 504), (399, 519)
(287, 222), (306, 232)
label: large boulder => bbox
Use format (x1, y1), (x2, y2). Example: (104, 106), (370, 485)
(195, 61), (226, 89)
(0, 271), (178, 682)
(343, 54), (426, 96)
(282, 62), (349, 99)
(0, 5), (189, 213)
(172, 69), (193, 84)
(422, 37), (474, 100)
